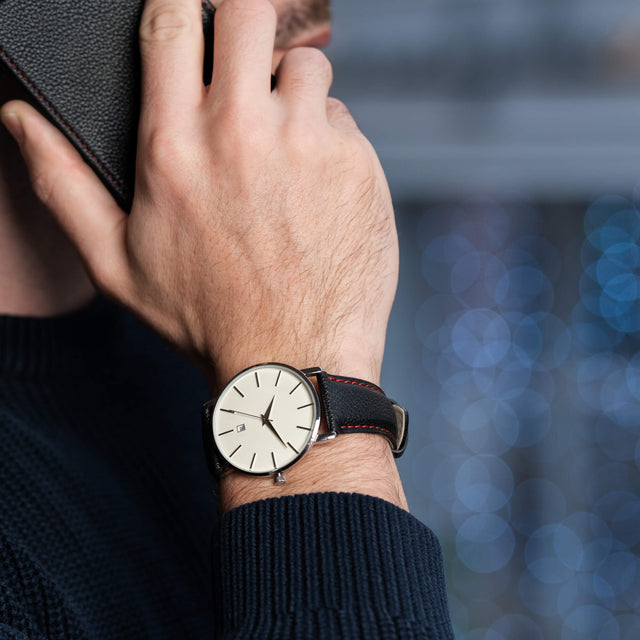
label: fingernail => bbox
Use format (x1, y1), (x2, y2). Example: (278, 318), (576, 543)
(1, 111), (25, 144)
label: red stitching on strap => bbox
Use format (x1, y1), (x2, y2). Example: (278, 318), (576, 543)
(341, 424), (395, 440)
(0, 49), (128, 197)
(327, 375), (382, 393)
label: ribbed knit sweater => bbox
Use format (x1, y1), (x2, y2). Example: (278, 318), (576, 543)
(0, 298), (454, 639)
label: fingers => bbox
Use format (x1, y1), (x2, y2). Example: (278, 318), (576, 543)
(211, 0), (277, 99)
(0, 101), (130, 293)
(138, 0), (205, 122)
(275, 48), (333, 120)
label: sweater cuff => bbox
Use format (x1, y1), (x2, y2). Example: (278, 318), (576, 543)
(219, 492), (454, 639)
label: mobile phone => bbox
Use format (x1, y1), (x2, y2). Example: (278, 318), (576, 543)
(0, 0), (216, 212)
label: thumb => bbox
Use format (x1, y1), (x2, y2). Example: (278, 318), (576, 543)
(0, 100), (130, 294)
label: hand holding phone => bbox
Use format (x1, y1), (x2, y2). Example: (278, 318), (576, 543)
(1, 0), (399, 396)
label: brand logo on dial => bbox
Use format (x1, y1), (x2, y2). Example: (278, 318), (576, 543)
(212, 364), (321, 475)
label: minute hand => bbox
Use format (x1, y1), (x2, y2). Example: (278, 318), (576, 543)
(264, 418), (288, 448)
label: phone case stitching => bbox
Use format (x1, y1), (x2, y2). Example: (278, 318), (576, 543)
(0, 49), (128, 197)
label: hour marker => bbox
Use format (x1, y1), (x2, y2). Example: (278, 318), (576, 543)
(236, 424), (246, 433)
(219, 429), (233, 436)
(230, 444), (242, 458)
(255, 371), (260, 388)
(250, 453), (256, 470)
(288, 442), (299, 454)
(297, 403), (313, 410)
(289, 381), (302, 395)
(296, 425), (312, 431)
(271, 451), (277, 468)
(233, 386), (245, 398)
(221, 408), (234, 414)
(275, 370), (282, 387)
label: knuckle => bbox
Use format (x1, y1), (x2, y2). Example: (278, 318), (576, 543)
(144, 127), (183, 172)
(139, 4), (196, 43)
(283, 47), (332, 82)
(304, 47), (333, 77)
(326, 97), (347, 115)
(283, 122), (323, 157)
(29, 169), (54, 205)
(30, 162), (81, 207)
(326, 97), (351, 121)
(217, 105), (274, 156)
(327, 98), (359, 132)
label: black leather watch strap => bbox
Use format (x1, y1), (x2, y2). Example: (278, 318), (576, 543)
(312, 370), (409, 457)
(202, 399), (225, 476)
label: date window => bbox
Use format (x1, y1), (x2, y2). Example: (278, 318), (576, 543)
(236, 424), (246, 433)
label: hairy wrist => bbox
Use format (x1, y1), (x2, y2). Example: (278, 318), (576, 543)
(218, 431), (408, 514)
(202, 346), (383, 397)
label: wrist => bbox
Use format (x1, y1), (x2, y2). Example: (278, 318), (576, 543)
(204, 352), (382, 397)
(218, 430), (408, 514)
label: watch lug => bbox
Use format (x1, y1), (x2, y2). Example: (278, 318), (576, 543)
(301, 366), (324, 378)
(315, 430), (338, 443)
(391, 402), (409, 457)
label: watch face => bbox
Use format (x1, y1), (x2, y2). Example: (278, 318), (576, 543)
(211, 363), (321, 475)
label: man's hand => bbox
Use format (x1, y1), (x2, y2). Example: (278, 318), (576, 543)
(0, 0), (398, 389)
(1, 0), (407, 511)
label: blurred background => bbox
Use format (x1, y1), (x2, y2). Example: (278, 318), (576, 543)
(326, 1), (640, 638)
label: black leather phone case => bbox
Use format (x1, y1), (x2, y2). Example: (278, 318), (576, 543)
(0, 0), (215, 211)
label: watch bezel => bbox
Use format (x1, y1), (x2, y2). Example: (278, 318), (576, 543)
(209, 362), (322, 478)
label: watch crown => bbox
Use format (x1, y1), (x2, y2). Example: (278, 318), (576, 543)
(275, 472), (287, 484)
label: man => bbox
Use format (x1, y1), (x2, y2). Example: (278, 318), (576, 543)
(0, 0), (454, 637)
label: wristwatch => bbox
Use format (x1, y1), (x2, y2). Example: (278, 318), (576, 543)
(202, 363), (409, 484)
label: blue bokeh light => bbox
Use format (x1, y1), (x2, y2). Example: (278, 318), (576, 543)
(455, 455), (514, 512)
(593, 552), (640, 611)
(580, 196), (640, 334)
(600, 614), (640, 639)
(511, 478), (567, 536)
(456, 514), (515, 573)
(561, 605), (613, 639)
(412, 191), (640, 638)
(525, 524), (574, 584)
(593, 491), (640, 550)
(452, 309), (512, 368)
(559, 513), (613, 573)
(486, 613), (543, 640)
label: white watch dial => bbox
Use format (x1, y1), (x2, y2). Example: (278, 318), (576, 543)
(211, 363), (321, 475)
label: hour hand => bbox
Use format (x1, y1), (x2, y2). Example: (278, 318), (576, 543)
(264, 395), (276, 422)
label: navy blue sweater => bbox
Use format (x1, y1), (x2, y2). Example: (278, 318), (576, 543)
(0, 298), (454, 639)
